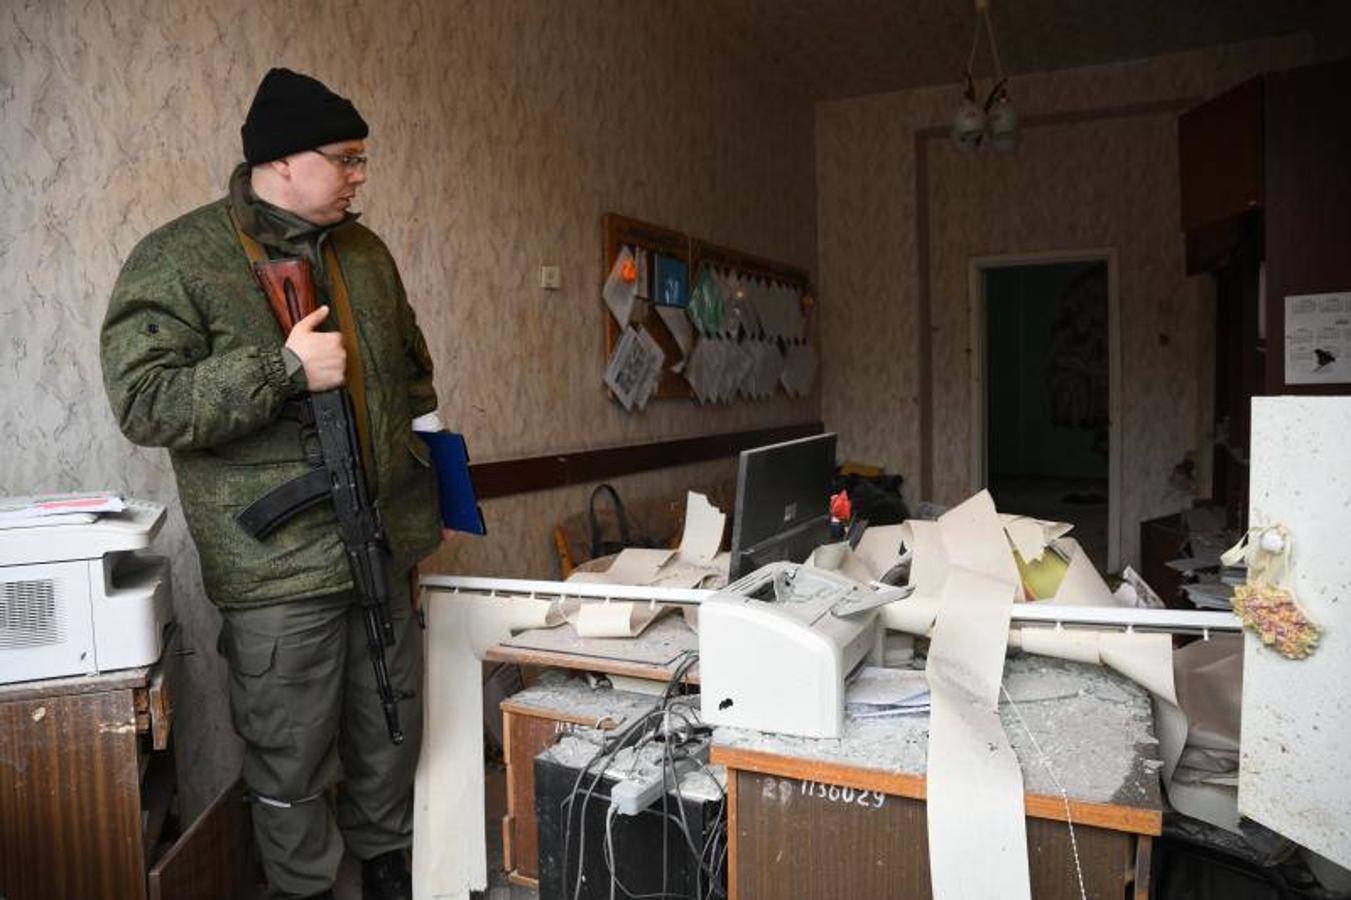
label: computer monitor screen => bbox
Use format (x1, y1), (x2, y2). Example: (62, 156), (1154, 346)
(728, 432), (837, 581)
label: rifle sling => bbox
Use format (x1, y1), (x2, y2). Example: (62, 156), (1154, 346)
(228, 206), (376, 487)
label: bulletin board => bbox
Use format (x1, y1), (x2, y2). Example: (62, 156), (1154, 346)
(601, 212), (814, 407)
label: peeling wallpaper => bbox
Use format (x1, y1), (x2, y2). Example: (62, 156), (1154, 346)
(0, 0), (816, 817)
(816, 35), (1318, 568)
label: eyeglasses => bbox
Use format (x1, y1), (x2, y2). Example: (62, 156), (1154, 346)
(311, 149), (368, 172)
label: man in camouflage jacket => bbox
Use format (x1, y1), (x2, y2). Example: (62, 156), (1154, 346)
(101, 68), (438, 900)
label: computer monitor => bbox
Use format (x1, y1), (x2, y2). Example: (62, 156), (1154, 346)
(728, 432), (837, 581)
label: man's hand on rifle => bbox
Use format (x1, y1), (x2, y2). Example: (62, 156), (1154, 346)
(286, 305), (346, 391)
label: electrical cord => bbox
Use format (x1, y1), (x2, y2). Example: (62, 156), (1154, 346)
(562, 649), (729, 900)
(564, 706), (666, 900)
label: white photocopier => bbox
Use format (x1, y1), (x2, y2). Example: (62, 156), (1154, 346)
(0, 498), (172, 684)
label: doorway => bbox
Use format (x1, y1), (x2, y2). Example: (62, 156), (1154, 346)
(969, 250), (1120, 572)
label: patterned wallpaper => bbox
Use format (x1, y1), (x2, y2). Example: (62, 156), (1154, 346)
(817, 35), (1319, 569)
(0, 0), (817, 816)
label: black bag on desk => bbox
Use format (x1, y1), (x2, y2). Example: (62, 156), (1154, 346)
(588, 483), (659, 557)
(834, 472), (911, 526)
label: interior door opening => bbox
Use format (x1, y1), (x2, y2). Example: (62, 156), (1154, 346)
(983, 260), (1111, 571)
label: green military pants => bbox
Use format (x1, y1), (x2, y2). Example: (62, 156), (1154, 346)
(218, 572), (422, 898)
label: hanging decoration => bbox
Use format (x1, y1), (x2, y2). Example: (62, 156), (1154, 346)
(952, 0), (1019, 152)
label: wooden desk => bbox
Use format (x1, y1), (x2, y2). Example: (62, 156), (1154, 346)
(711, 656), (1163, 900)
(499, 679), (664, 889)
(0, 651), (177, 899)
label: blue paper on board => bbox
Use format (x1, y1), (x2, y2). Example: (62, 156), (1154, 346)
(416, 430), (487, 535)
(654, 254), (689, 307)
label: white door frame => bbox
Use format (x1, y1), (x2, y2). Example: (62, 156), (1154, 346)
(967, 248), (1122, 572)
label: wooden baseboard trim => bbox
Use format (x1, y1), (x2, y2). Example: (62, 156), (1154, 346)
(469, 422), (825, 500)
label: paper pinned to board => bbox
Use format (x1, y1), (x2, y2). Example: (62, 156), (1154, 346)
(746, 340), (785, 398)
(604, 326), (665, 411)
(678, 491), (725, 564)
(779, 342), (818, 398)
(683, 339), (717, 403)
(655, 306), (697, 361)
(602, 246), (639, 326)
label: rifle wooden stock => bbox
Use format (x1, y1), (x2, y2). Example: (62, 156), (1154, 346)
(253, 258), (318, 334)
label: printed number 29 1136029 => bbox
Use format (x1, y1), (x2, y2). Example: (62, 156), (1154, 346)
(800, 779), (885, 809)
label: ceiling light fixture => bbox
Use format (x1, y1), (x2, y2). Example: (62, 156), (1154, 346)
(951, 0), (1018, 152)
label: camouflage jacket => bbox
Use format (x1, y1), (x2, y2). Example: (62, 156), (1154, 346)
(101, 166), (441, 608)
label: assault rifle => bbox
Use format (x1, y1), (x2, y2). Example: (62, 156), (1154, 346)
(235, 257), (406, 745)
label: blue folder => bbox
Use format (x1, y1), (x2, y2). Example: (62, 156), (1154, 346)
(416, 430), (487, 535)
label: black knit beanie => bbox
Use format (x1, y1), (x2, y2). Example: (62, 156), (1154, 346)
(241, 68), (369, 165)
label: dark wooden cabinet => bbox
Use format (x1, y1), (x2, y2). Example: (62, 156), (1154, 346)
(1139, 513), (1188, 608)
(1262, 56), (1351, 394)
(148, 780), (257, 900)
(1179, 56), (1351, 390)
(0, 662), (176, 899)
(0, 641), (256, 899)
(1179, 56), (1351, 524)
(1178, 77), (1264, 233)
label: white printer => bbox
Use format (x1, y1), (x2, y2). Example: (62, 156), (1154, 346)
(699, 562), (909, 739)
(0, 498), (172, 684)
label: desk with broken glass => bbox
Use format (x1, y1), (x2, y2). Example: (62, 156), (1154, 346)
(497, 632), (1164, 897)
(711, 653), (1163, 900)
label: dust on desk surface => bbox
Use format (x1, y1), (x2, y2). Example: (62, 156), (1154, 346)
(508, 670), (665, 728)
(503, 611), (696, 667)
(539, 731), (727, 803)
(714, 655), (1160, 808)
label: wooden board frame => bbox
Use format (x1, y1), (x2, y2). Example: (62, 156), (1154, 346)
(602, 213), (812, 403)
(603, 213), (694, 399)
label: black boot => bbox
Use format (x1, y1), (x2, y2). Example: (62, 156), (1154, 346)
(361, 849), (412, 900)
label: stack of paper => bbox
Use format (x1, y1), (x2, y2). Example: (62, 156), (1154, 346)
(0, 492), (126, 525)
(1181, 581), (1234, 610)
(1165, 547), (1245, 611)
(845, 667), (931, 718)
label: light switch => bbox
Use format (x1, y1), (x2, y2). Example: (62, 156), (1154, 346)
(539, 264), (562, 291)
